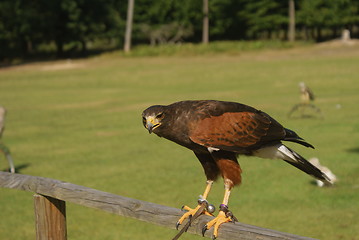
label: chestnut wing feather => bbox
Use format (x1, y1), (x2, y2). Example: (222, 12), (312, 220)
(189, 111), (283, 151)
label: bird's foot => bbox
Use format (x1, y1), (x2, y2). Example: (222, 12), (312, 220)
(176, 199), (215, 231)
(202, 204), (237, 239)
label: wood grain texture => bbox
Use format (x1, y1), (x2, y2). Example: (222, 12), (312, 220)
(34, 194), (67, 240)
(0, 172), (317, 240)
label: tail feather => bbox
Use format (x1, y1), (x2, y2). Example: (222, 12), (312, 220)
(281, 146), (331, 184)
(253, 143), (332, 184)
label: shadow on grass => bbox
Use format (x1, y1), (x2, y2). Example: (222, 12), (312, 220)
(287, 114), (325, 120)
(346, 147), (359, 154)
(2, 163), (31, 173)
(0, 47), (119, 69)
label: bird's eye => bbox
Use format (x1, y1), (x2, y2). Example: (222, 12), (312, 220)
(142, 117), (146, 125)
(156, 113), (164, 119)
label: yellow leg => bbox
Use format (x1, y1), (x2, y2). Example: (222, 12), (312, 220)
(176, 180), (214, 227)
(202, 180), (213, 199)
(222, 186), (231, 205)
(203, 182), (236, 239)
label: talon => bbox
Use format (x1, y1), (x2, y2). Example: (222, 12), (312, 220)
(204, 210), (234, 239)
(181, 205), (191, 211)
(176, 203), (212, 232)
(226, 211), (238, 222)
(202, 224), (208, 237)
(176, 221), (181, 230)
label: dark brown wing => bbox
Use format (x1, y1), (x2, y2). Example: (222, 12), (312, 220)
(306, 87), (315, 101)
(189, 111), (286, 152)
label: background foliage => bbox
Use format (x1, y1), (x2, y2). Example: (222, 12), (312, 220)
(1, 0), (358, 61)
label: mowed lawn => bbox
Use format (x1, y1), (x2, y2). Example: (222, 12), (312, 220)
(0, 43), (358, 240)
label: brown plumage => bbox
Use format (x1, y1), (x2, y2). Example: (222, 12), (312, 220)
(142, 100), (330, 239)
(299, 82), (315, 103)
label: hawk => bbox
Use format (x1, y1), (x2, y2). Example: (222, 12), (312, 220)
(299, 82), (315, 104)
(142, 100), (330, 239)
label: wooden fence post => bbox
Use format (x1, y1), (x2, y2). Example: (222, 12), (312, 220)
(34, 194), (67, 240)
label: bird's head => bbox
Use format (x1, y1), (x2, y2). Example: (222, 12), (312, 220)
(142, 105), (166, 134)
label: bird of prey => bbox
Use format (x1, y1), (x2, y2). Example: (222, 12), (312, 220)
(288, 82), (323, 118)
(299, 82), (315, 104)
(142, 100), (330, 239)
(0, 106), (6, 138)
(0, 106), (15, 173)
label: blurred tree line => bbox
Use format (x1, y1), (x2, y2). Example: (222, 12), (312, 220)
(0, 0), (358, 61)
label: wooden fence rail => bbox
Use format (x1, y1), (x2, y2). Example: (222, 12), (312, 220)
(0, 171), (316, 240)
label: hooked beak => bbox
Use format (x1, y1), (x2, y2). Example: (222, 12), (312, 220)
(146, 122), (154, 133)
(145, 116), (160, 134)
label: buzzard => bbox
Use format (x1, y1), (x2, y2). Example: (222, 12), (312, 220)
(142, 100), (330, 239)
(299, 82), (315, 104)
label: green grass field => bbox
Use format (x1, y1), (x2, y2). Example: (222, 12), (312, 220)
(1, 42), (359, 240)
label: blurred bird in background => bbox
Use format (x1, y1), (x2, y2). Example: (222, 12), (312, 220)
(299, 82), (315, 104)
(288, 82), (323, 118)
(0, 106), (15, 173)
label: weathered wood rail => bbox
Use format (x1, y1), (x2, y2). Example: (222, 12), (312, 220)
(0, 171), (317, 240)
